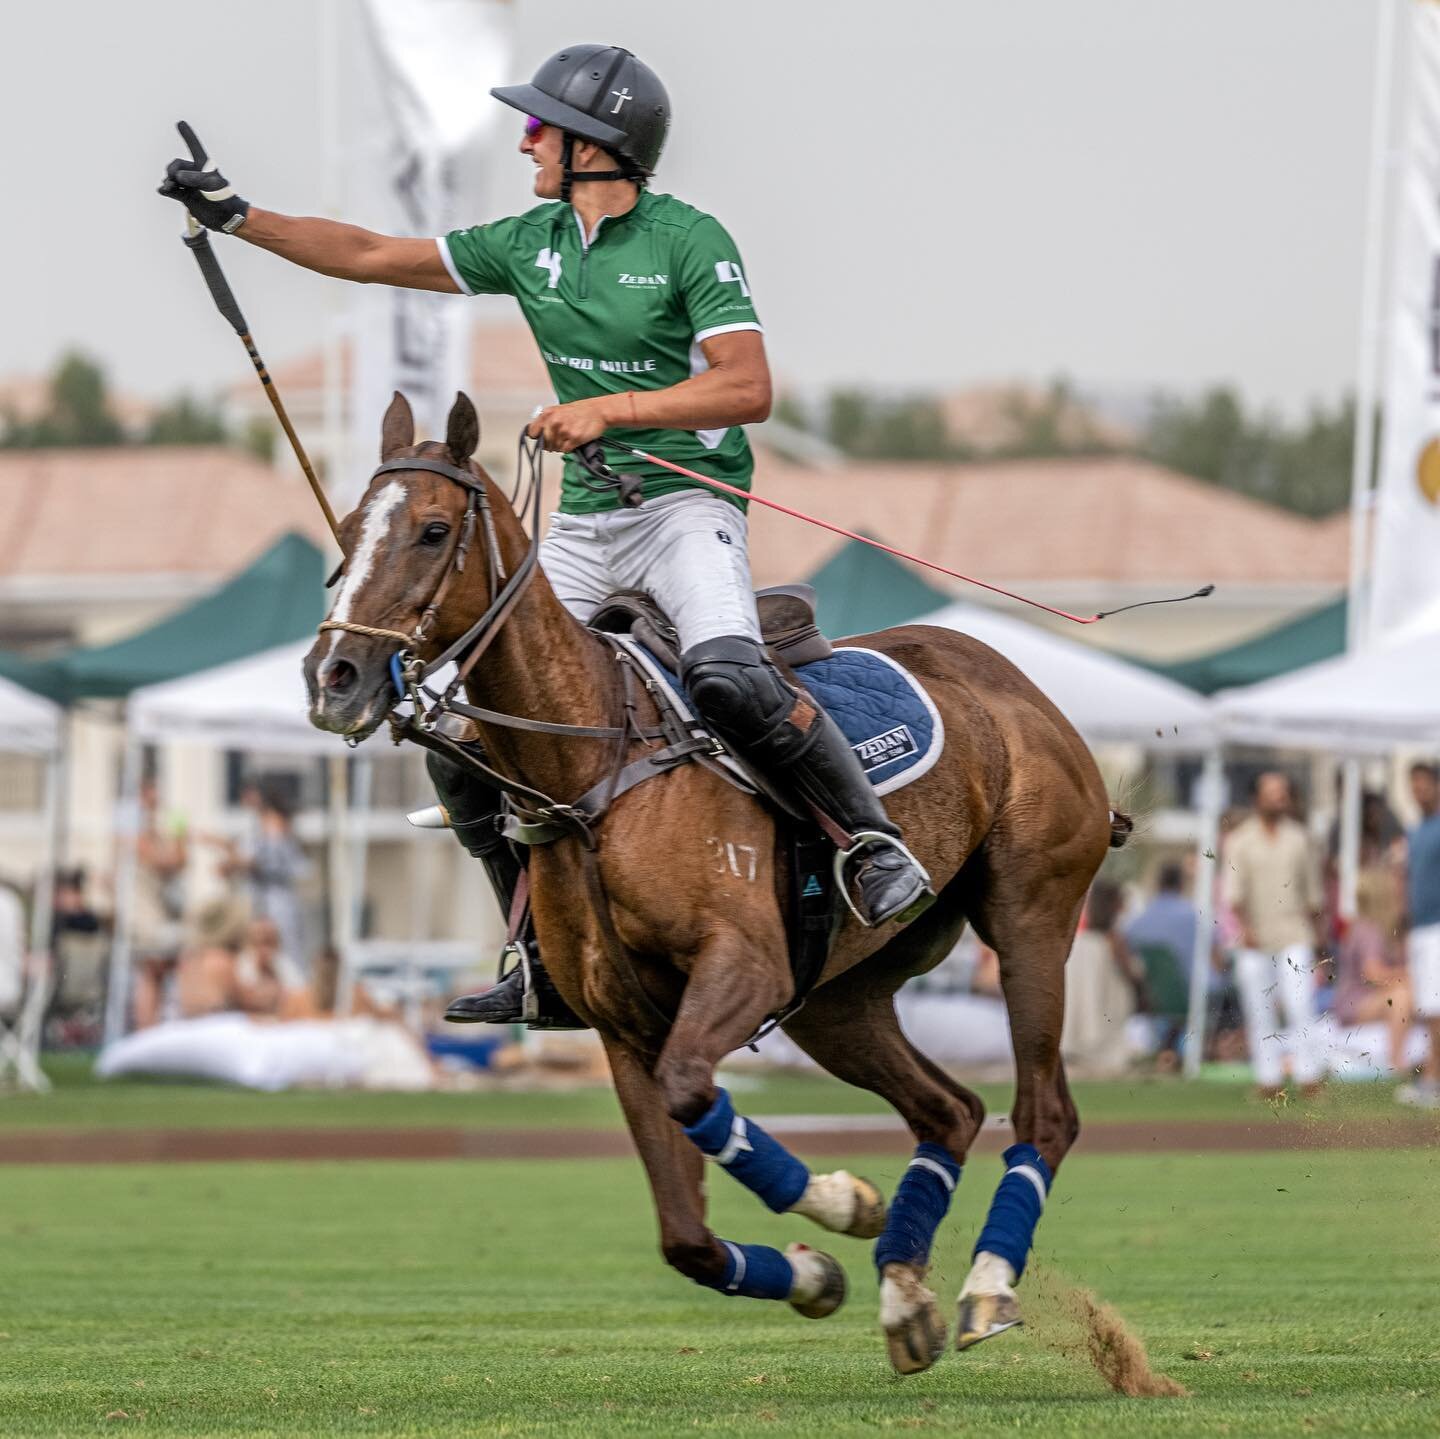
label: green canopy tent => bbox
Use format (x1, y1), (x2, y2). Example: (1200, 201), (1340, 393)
(1136, 596), (1347, 696)
(0, 532), (326, 706)
(805, 536), (953, 639)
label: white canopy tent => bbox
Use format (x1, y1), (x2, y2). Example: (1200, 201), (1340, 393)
(917, 601), (1216, 750)
(107, 642), (368, 1045)
(129, 641), (346, 755)
(0, 675), (64, 1093)
(1215, 610), (1440, 751)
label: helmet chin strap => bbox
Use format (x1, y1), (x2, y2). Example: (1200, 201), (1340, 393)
(559, 133), (634, 204)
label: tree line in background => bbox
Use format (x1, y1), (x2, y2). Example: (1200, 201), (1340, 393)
(776, 380), (1358, 518)
(0, 351), (272, 461)
(5, 353), (1357, 518)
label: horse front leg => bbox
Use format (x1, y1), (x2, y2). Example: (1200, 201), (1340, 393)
(648, 928), (852, 1317)
(604, 1031), (844, 1320)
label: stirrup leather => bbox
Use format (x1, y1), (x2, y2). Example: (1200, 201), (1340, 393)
(834, 831), (934, 929)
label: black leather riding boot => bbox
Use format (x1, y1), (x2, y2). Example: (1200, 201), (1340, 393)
(424, 751), (586, 1030)
(682, 637), (935, 928)
(771, 707), (936, 927)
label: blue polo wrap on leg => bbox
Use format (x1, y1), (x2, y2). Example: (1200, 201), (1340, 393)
(973, 1143), (1052, 1279)
(682, 1088), (810, 1213)
(696, 1240), (795, 1301)
(873, 1142), (961, 1273)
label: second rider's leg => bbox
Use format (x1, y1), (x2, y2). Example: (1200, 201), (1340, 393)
(438, 512), (615, 1027)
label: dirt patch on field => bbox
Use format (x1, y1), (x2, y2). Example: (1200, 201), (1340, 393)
(0, 1115), (1433, 1165)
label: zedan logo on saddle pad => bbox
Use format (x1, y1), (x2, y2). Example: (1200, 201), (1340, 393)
(852, 724), (919, 773)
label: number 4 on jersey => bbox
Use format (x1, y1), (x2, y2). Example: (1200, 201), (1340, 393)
(714, 259), (750, 298)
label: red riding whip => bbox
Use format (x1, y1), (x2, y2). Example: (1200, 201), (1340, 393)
(599, 438), (1213, 625)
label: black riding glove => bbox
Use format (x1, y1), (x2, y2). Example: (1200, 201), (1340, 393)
(157, 121), (250, 234)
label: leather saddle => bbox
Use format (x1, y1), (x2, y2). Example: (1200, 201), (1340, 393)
(588, 583), (834, 673)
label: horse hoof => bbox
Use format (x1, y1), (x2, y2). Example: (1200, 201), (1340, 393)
(790, 1170), (889, 1239)
(844, 1175), (888, 1239)
(880, 1262), (948, 1375)
(786, 1243), (847, 1319)
(955, 1291), (1023, 1351)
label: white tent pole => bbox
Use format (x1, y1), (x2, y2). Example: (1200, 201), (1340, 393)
(349, 754), (373, 1006)
(1338, 759), (1365, 922)
(406, 754), (437, 1032)
(15, 746), (65, 1092)
(27, 746), (62, 963)
(102, 735), (144, 1046)
(1346, 0), (1399, 655)
(1183, 747), (1224, 1079)
(1337, 0), (1400, 924)
(328, 755), (356, 1016)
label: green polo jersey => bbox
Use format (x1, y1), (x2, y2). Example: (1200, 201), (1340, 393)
(439, 191), (762, 513)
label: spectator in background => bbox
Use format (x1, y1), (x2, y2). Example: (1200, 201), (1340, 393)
(1398, 761), (1440, 1109)
(130, 776), (189, 1030)
(216, 783), (310, 977)
(48, 867), (107, 1041)
(1225, 771), (1326, 1098)
(1125, 861), (1199, 1067)
(1333, 825), (1410, 1074)
(1125, 861), (1197, 979)
(174, 897), (281, 1020)
(1062, 879), (1144, 1076)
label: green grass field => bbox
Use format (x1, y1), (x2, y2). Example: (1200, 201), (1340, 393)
(1, 1069), (1438, 1436)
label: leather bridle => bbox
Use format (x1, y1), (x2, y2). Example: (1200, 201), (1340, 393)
(318, 431), (546, 737)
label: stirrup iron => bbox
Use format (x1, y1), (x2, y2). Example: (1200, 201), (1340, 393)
(834, 830), (933, 929)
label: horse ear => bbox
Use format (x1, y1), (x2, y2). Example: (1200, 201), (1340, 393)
(446, 392), (480, 465)
(380, 391), (414, 459)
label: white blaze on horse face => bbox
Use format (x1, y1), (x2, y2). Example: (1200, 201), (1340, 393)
(325, 480), (407, 661)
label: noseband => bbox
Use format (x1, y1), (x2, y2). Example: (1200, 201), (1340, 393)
(318, 432), (546, 732)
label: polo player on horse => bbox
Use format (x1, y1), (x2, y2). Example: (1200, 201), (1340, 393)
(160, 44), (933, 1028)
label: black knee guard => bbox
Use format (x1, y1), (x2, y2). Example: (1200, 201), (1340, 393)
(680, 635), (819, 767)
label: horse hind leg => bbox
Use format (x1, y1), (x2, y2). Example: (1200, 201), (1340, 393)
(956, 888), (1084, 1352)
(781, 940), (987, 1376)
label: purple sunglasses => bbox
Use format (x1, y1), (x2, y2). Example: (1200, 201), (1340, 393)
(524, 115), (545, 137)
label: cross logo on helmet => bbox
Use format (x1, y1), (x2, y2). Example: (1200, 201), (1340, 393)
(610, 86), (633, 114)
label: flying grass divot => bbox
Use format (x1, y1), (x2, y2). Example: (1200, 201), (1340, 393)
(1024, 1264), (1189, 1398)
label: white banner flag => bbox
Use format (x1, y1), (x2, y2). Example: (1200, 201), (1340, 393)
(339, 0), (511, 508)
(1371, 0), (1440, 637)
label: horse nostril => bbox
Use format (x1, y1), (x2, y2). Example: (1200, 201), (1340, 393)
(324, 658), (358, 694)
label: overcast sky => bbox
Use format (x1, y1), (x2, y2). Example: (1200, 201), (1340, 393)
(2, 0), (1380, 414)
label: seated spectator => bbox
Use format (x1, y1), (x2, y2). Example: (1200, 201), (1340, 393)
(1062, 879), (1144, 1076)
(175, 898), (282, 1020)
(1124, 861), (1200, 1068)
(1333, 835), (1411, 1072)
(1125, 862), (1197, 978)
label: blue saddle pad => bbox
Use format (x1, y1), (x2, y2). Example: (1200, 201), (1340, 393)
(790, 646), (944, 796)
(632, 642), (943, 798)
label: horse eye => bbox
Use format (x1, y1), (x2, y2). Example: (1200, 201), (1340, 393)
(420, 522), (450, 546)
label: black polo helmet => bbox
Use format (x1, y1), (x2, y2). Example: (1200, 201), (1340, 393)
(491, 44), (670, 177)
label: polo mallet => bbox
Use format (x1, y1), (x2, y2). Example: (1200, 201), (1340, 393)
(173, 121), (343, 548)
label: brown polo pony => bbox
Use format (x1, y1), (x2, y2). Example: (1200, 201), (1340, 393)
(305, 392), (1126, 1374)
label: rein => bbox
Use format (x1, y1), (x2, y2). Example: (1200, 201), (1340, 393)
(316, 430), (667, 811)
